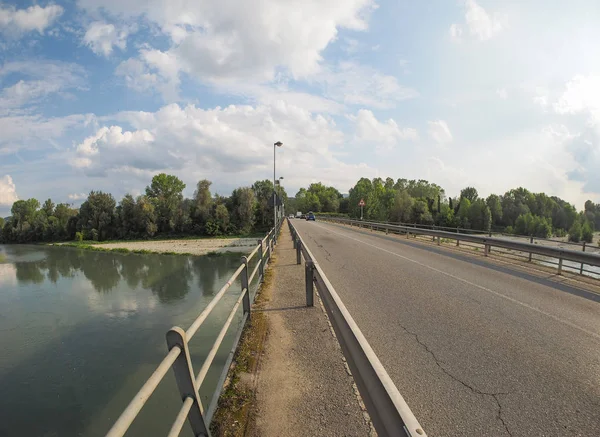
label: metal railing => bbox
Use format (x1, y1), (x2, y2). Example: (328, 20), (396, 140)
(288, 219), (428, 437)
(106, 220), (283, 437)
(320, 217), (600, 277)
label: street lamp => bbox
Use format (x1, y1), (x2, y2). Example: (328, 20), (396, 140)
(273, 141), (283, 231)
(276, 177), (284, 219)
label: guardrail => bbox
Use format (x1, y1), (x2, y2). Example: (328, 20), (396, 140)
(105, 220), (283, 437)
(320, 217), (600, 276)
(288, 219), (427, 437)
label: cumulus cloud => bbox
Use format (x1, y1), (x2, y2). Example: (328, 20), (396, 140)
(450, 0), (502, 42)
(0, 4), (63, 36)
(553, 75), (600, 122)
(81, 0), (375, 81)
(68, 101), (373, 192)
(428, 120), (453, 144)
(348, 109), (418, 150)
(496, 88), (507, 99)
(83, 22), (129, 57)
(0, 175), (18, 205)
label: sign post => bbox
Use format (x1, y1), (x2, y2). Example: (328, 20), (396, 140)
(358, 199), (365, 220)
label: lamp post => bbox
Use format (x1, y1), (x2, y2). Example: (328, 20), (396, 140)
(273, 141), (283, 232)
(276, 176), (284, 220)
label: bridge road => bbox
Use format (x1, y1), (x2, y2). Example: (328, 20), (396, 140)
(291, 219), (600, 437)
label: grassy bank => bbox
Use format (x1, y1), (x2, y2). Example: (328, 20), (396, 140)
(209, 257), (274, 436)
(54, 243), (198, 256)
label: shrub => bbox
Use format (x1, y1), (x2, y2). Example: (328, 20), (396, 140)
(75, 232), (83, 242)
(582, 222), (593, 243)
(568, 222), (582, 243)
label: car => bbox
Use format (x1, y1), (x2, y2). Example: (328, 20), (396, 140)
(306, 212), (316, 221)
(300, 214), (306, 219)
(288, 214), (294, 219)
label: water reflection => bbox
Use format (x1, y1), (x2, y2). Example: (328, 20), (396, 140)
(0, 244), (246, 437)
(3, 245), (242, 302)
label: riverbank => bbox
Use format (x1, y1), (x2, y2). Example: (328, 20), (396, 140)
(53, 237), (259, 256)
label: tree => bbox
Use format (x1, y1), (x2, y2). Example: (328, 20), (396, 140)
(78, 191), (116, 241)
(411, 199), (433, 224)
(582, 221), (594, 243)
(391, 190), (413, 223)
(456, 197), (471, 228)
(42, 199), (55, 217)
(253, 180), (275, 228)
(192, 179), (213, 228)
(460, 187), (479, 203)
(486, 194), (503, 226)
(11, 198), (40, 232)
(230, 187), (256, 234)
(0, 217), (4, 230)
(145, 173), (186, 233)
(568, 221), (582, 243)
(468, 199), (492, 232)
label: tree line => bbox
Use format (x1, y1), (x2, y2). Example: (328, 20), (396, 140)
(0, 174), (287, 243)
(289, 177), (599, 243)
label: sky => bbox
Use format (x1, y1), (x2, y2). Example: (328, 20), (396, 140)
(1, 0), (600, 215)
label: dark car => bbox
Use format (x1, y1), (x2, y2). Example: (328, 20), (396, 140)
(306, 212), (316, 221)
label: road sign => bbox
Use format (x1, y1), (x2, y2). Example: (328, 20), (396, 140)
(358, 199), (365, 206)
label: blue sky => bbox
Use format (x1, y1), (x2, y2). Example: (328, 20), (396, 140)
(1, 0), (600, 215)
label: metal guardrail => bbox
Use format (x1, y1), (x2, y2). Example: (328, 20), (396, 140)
(105, 220), (283, 437)
(320, 217), (600, 276)
(288, 219), (427, 437)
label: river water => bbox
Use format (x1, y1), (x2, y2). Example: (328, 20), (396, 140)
(0, 244), (253, 437)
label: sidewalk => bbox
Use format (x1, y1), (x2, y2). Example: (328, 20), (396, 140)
(249, 223), (373, 437)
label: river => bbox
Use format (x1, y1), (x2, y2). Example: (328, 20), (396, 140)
(0, 244), (253, 437)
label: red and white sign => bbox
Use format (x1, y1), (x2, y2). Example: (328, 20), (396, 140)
(358, 199), (365, 207)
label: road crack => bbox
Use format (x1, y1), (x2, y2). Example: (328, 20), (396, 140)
(398, 323), (512, 436)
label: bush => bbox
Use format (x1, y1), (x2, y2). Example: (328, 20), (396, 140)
(91, 229), (99, 241)
(554, 228), (566, 238)
(568, 222), (582, 243)
(582, 222), (594, 243)
(504, 226), (514, 234)
(75, 232), (83, 242)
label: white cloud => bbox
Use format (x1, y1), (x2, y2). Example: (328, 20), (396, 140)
(449, 23), (463, 41)
(0, 114), (94, 154)
(0, 4), (63, 36)
(348, 109), (418, 150)
(451, 0), (502, 42)
(67, 101), (373, 192)
(68, 193), (87, 200)
(116, 50), (181, 100)
(83, 22), (128, 57)
(87, 0), (376, 84)
(496, 88), (507, 99)
(0, 60), (86, 115)
(553, 75), (600, 122)
(428, 120), (453, 144)
(317, 62), (418, 109)
(0, 175), (18, 205)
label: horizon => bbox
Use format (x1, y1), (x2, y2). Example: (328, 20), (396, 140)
(2, 0), (600, 216)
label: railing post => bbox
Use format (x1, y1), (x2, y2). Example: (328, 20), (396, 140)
(257, 240), (264, 282)
(484, 243), (489, 257)
(296, 239), (302, 265)
(580, 242), (586, 274)
(305, 260), (314, 307)
(166, 327), (210, 437)
(437, 236), (440, 246)
(558, 257), (563, 275)
(529, 237), (533, 262)
(241, 256), (251, 318)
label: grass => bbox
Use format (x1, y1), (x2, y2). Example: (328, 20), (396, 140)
(209, 258), (274, 437)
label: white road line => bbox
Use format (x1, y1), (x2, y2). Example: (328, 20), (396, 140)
(310, 222), (600, 341)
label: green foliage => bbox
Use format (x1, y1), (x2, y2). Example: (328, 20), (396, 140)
(582, 221), (594, 243)
(79, 191), (116, 241)
(468, 199), (492, 232)
(568, 221), (582, 243)
(75, 232), (83, 242)
(460, 187), (479, 203)
(514, 213), (552, 238)
(146, 173), (186, 233)
(0, 217), (4, 230)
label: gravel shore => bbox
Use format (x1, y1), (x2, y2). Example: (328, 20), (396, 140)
(96, 237), (258, 255)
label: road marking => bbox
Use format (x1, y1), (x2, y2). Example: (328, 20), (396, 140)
(311, 222), (600, 341)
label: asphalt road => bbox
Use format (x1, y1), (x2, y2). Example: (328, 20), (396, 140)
(292, 219), (600, 437)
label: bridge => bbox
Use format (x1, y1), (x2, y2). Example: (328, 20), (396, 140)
(106, 216), (600, 437)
